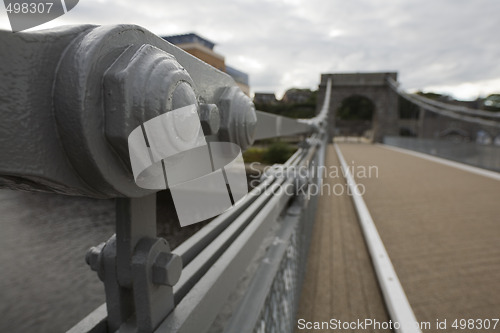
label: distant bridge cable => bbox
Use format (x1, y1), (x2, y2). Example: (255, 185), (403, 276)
(386, 78), (500, 129)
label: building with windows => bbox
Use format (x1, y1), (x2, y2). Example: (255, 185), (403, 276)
(162, 33), (250, 95)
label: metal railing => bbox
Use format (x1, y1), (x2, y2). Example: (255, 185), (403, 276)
(0, 24), (331, 333)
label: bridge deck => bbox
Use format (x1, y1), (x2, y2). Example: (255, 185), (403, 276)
(295, 145), (391, 332)
(296, 143), (500, 332)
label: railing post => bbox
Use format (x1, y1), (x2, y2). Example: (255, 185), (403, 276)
(86, 194), (182, 332)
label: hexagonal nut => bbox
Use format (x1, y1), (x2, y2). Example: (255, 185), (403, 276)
(103, 44), (197, 166)
(199, 104), (220, 135)
(152, 252), (183, 286)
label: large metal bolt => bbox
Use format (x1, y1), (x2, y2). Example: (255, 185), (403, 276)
(199, 103), (220, 135)
(103, 44), (198, 172)
(152, 252), (183, 286)
(217, 86), (257, 151)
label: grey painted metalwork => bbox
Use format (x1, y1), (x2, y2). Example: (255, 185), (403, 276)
(1, 21), (436, 333)
(252, 80), (332, 141)
(66, 304), (108, 333)
(254, 111), (312, 140)
(0, 24), (255, 198)
(1, 23), (332, 333)
(4, 22), (500, 332)
(81, 195), (184, 332)
(223, 150), (323, 333)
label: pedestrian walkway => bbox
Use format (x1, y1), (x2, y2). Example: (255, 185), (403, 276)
(296, 143), (500, 332)
(295, 145), (390, 333)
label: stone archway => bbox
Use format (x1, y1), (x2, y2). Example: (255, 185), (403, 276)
(317, 72), (400, 142)
(335, 94), (376, 138)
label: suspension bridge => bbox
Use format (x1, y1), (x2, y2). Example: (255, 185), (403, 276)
(0, 25), (499, 333)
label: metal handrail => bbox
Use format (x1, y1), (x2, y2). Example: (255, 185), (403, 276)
(159, 82), (330, 333)
(69, 77), (330, 332)
(0, 22), (332, 333)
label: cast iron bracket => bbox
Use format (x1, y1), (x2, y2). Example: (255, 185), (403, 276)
(86, 194), (182, 333)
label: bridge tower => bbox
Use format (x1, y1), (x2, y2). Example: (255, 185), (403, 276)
(318, 72), (400, 142)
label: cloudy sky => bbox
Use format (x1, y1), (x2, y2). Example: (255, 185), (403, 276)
(1, 0), (499, 99)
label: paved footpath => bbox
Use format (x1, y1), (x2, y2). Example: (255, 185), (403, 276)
(296, 145), (390, 333)
(296, 143), (500, 333)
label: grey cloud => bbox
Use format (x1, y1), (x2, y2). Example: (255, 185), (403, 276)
(2, 0), (499, 98)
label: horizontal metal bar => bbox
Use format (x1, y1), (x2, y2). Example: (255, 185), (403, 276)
(172, 178), (286, 304)
(65, 304), (107, 333)
(173, 143), (309, 268)
(68, 74), (331, 333)
(156, 177), (296, 333)
(224, 134), (326, 333)
(69, 136), (315, 333)
(164, 138), (321, 330)
(173, 175), (278, 266)
(284, 147), (305, 167)
(223, 204), (301, 333)
(252, 78), (332, 140)
(172, 134), (318, 301)
(254, 111), (312, 139)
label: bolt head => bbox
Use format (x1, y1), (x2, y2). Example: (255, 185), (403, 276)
(152, 252), (183, 286)
(217, 87), (257, 150)
(103, 44), (197, 171)
(85, 242), (105, 280)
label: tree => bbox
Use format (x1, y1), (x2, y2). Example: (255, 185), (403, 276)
(337, 95), (374, 120)
(254, 89), (318, 119)
(483, 94), (500, 111)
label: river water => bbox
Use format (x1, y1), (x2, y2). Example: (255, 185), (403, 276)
(0, 189), (116, 333)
